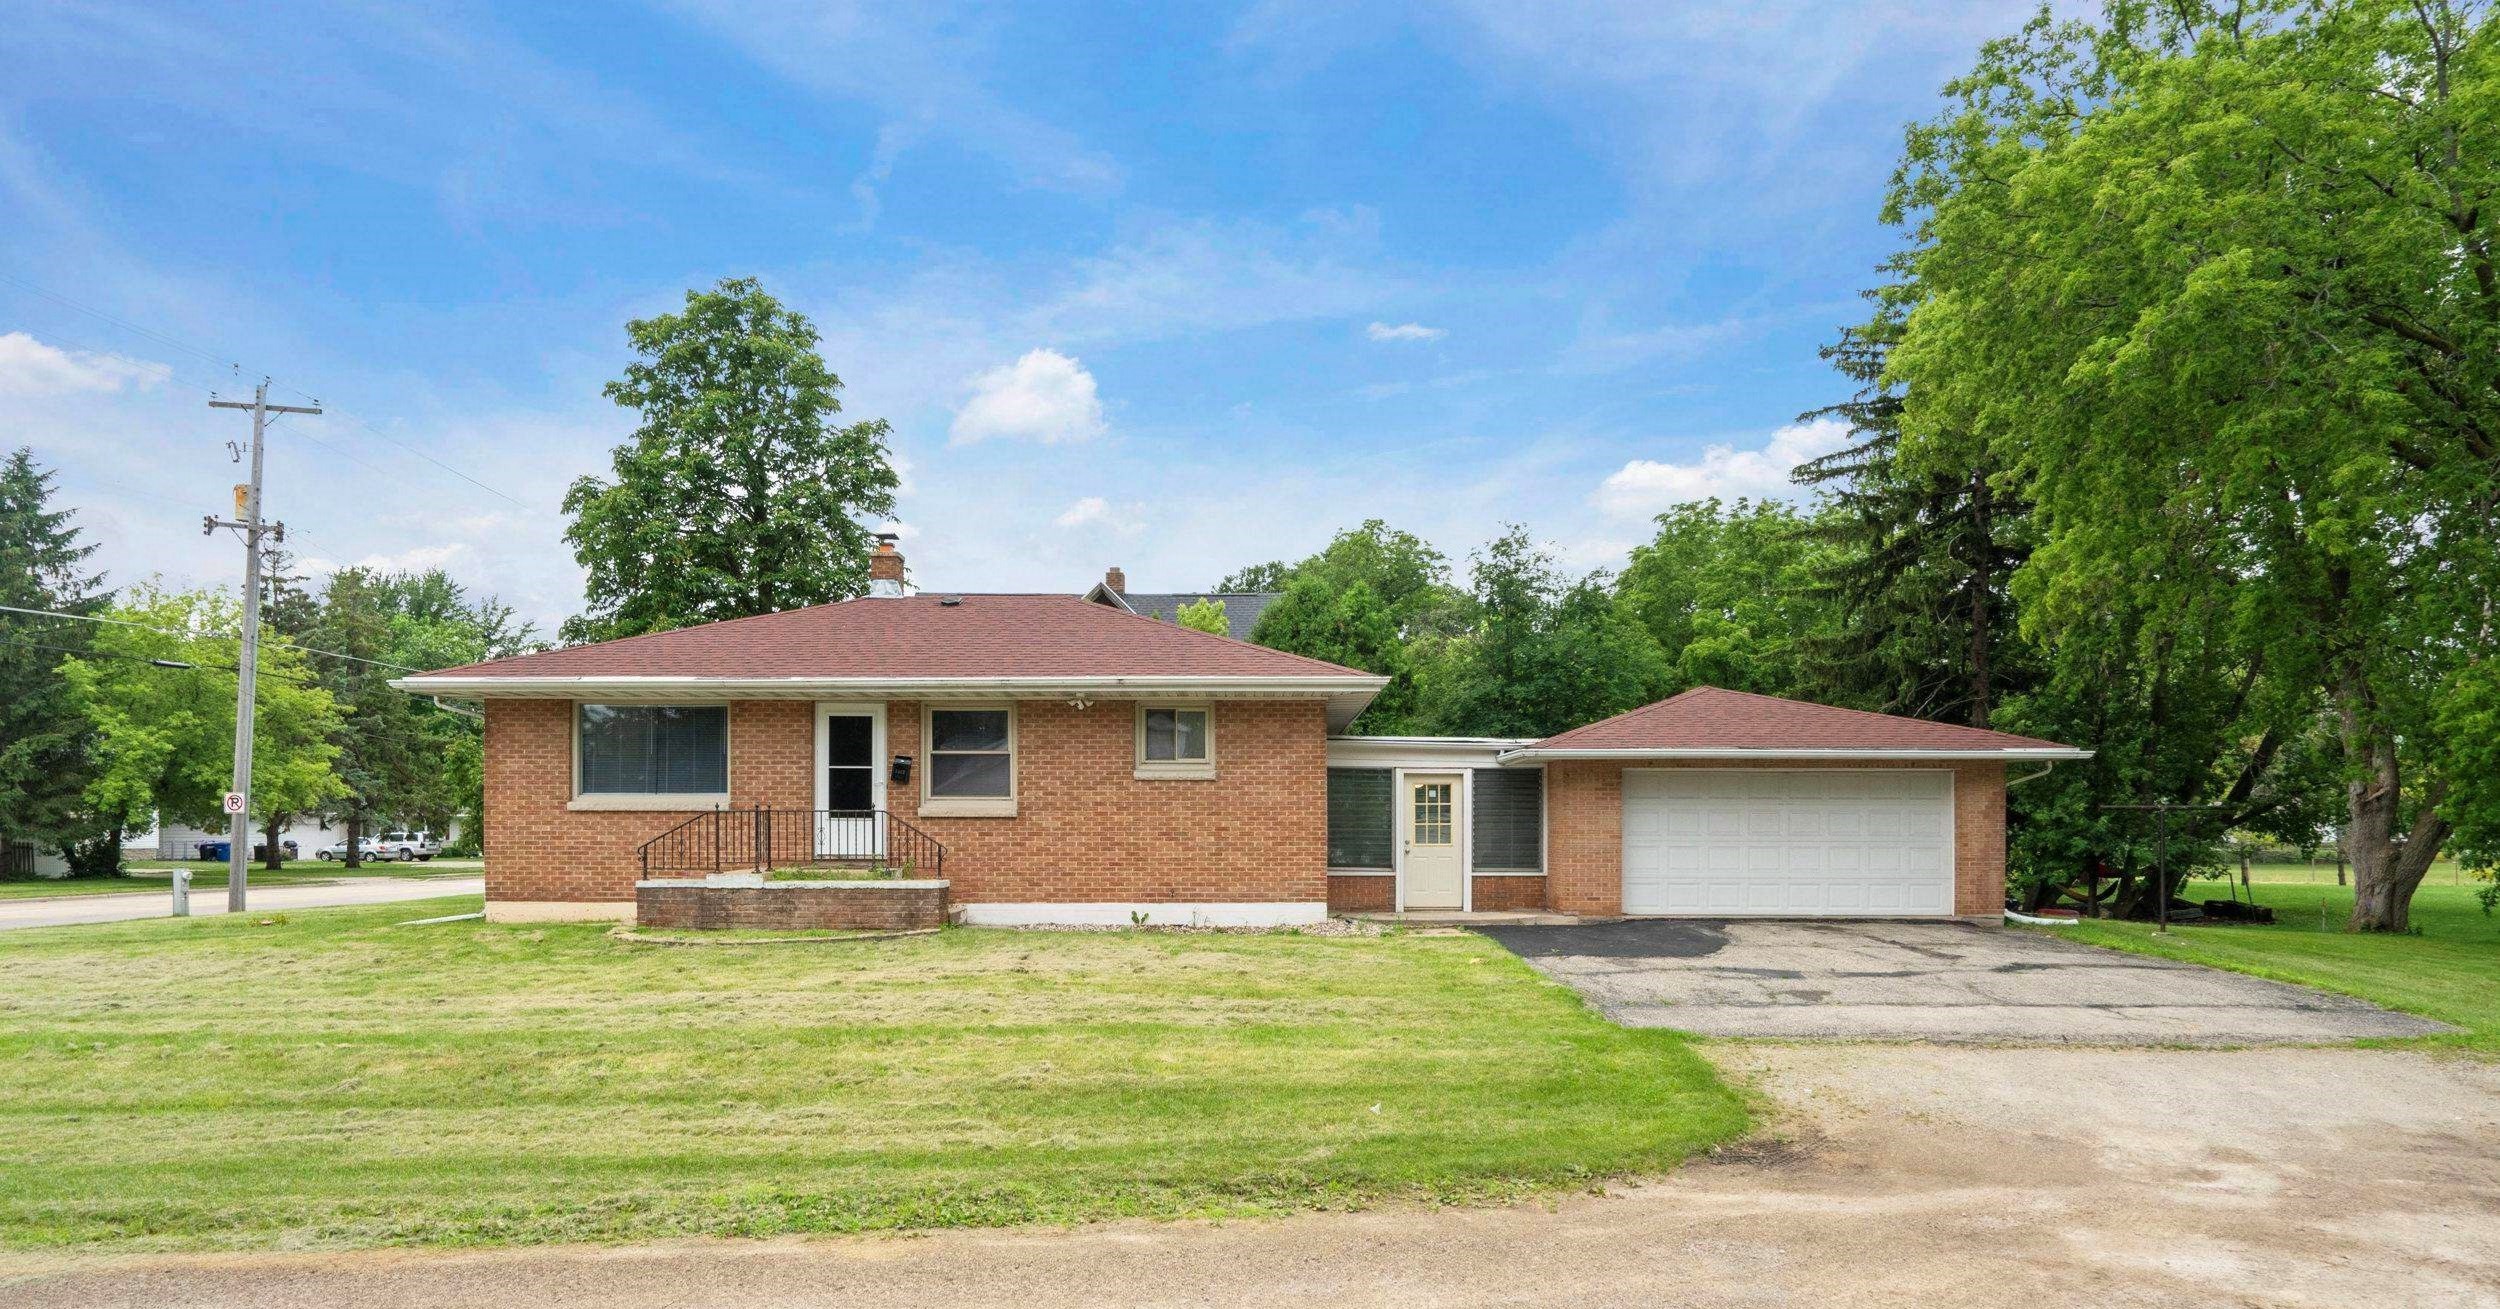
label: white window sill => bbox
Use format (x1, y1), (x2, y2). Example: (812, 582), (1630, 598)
(1472, 868), (1546, 878)
(916, 796), (1018, 819)
(568, 794), (730, 812)
(1327, 868), (1395, 877)
(1133, 762), (1216, 781)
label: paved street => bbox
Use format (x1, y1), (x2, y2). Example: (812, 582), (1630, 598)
(0, 876), (483, 931)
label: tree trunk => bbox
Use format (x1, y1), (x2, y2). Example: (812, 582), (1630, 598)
(261, 811), (287, 871)
(344, 811), (363, 870)
(1966, 470), (1994, 729)
(2338, 682), (2453, 931)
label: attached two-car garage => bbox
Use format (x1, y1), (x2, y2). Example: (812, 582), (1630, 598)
(1499, 686), (2092, 921)
(1620, 770), (1955, 917)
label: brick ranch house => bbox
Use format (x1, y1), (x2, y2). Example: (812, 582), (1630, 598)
(396, 545), (2088, 925)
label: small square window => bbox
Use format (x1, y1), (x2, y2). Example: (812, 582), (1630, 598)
(922, 706), (1016, 816)
(1135, 705), (1215, 778)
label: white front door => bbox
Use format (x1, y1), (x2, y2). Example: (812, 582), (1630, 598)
(1622, 769), (1953, 917)
(816, 705), (885, 859)
(1402, 772), (1464, 910)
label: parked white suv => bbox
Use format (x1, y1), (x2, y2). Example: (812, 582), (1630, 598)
(317, 831), (442, 862)
(375, 830), (442, 862)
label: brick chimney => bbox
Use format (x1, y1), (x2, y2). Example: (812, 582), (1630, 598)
(869, 533), (909, 597)
(1104, 565), (1127, 594)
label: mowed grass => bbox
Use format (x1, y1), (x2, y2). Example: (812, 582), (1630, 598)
(0, 899), (1746, 1253)
(2063, 881), (2500, 1053)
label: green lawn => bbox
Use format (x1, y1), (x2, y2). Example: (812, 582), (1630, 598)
(2218, 859), (2471, 887)
(0, 900), (1746, 1253)
(2060, 881), (2499, 1053)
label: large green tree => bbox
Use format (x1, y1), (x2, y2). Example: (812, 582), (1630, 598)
(306, 570), (435, 869)
(1886, 0), (2499, 930)
(1616, 498), (1847, 702)
(0, 448), (109, 872)
(1251, 577), (1418, 731)
(63, 585), (343, 873)
(562, 277), (901, 644)
(1793, 305), (2038, 728)
(374, 569), (534, 848)
(1224, 519), (1468, 640)
(1422, 528), (1668, 737)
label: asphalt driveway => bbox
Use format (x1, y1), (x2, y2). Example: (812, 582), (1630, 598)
(1480, 919), (2452, 1044)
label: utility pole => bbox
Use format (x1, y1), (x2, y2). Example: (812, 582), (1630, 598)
(206, 380), (320, 912)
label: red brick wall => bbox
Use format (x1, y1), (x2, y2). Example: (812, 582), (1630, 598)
(888, 699), (1326, 905)
(1470, 874), (1549, 912)
(1326, 874), (1394, 913)
(636, 882), (947, 931)
(1544, 759), (2009, 917)
(483, 697), (1326, 906)
(482, 700), (817, 905)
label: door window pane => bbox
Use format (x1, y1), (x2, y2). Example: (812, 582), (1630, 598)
(577, 704), (728, 794)
(1412, 782), (1454, 845)
(825, 767), (873, 812)
(824, 715), (873, 766)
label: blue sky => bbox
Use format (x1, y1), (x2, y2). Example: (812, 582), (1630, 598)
(1, 1), (2044, 635)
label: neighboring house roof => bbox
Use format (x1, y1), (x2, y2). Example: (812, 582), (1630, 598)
(393, 594), (1386, 727)
(1081, 583), (1277, 643)
(1497, 687), (2091, 761)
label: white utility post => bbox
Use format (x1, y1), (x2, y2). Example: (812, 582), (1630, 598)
(206, 380), (320, 913)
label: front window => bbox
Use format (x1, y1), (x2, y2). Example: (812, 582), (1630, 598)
(925, 707), (1014, 813)
(576, 703), (728, 796)
(1135, 705), (1214, 778)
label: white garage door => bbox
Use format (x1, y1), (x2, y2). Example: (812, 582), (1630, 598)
(1622, 770), (1954, 917)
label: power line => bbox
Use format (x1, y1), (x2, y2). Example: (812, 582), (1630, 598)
(0, 603), (427, 674)
(0, 271), (248, 374)
(0, 272), (528, 506)
(0, 636), (199, 670)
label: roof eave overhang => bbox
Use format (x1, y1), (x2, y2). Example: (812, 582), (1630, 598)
(1490, 746), (2096, 765)
(391, 674), (1389, 730)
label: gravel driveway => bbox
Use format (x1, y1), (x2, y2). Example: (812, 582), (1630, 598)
(6, 1045), (2493, 1309)
(1481, 918), (2452, 1043)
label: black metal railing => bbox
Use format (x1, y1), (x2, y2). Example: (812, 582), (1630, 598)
(637, 808), (945, 880)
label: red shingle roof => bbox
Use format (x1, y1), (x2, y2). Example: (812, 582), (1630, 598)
(416, 593), (1370, 681)
(1524, 687), (2079, 753)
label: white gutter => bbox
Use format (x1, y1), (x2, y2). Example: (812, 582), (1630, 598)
(388, 673), (1391, 728)
(391, 674), (1387, 696)
(1493, 746), (2095, 764)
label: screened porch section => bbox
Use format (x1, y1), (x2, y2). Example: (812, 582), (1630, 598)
(1324, 766), (1546, 876)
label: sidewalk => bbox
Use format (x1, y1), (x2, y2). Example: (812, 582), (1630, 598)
(0, 876), (484, 931)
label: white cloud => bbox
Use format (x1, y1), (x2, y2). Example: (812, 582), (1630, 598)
(1591, 417), (1851, 516)
(949, 348), (1106, 445)
(1054, 496), (1111, 527)
(0, 332), (169, 396)
(1366, 320), (1446, 342)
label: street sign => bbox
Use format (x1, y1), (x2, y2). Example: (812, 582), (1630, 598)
(222, 791), (246, 815)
